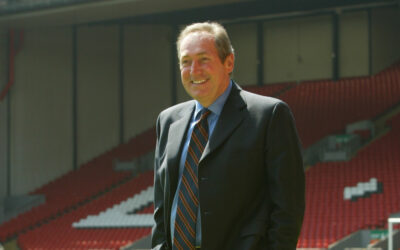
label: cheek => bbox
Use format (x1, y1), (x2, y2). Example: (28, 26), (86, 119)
(181, 69), (190, 80)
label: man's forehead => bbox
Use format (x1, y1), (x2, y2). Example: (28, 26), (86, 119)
(179, 32), (216, 57)
(180, 51), (209, 58)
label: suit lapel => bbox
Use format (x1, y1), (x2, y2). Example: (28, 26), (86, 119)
(201, 83), (247, 162)
(165, 83), (247, 179)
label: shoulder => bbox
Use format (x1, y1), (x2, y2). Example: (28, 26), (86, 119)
(157, 99), (195, 124)
(239, 88), (290, 113)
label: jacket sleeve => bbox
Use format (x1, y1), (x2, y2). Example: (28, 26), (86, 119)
(152, 115), (168, 250)
(265, 102), (305, 249)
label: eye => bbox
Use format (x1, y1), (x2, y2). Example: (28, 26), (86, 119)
(200, 57), (210, 63)
(181, 59), (191, 67)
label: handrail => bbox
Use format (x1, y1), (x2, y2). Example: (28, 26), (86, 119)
(0, 29), (24, 102)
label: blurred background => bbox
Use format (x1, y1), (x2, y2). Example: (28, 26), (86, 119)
(0, 0), (399, 249)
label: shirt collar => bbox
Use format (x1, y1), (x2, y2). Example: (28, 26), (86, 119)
(194, 80), (233, 118)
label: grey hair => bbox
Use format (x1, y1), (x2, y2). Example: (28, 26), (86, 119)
(176, 21), (234, 63)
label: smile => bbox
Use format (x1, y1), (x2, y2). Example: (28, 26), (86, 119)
(191, 79), (208, 84)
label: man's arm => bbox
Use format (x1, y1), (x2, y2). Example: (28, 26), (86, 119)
(152, 115), (168, 250)
(265, 102), (305, 249)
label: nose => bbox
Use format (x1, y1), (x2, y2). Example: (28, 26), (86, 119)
(190, 60), (201, 75)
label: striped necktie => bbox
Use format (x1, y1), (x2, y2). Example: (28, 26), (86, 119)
(173, 109), (211, 250)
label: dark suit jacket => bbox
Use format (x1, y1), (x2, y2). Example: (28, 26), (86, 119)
(152, 83), (305, 250)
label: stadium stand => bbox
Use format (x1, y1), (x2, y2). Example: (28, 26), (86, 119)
(278, 62), (400, 148)
(1, 62), (399, 248)
(297, 113), (400, 248)
(72, 186), (154, 228)
(0, 128), (155, 242)
(18, 171), (154, 249)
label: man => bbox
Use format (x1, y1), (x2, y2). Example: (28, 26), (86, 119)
(152, 22), (305, 250)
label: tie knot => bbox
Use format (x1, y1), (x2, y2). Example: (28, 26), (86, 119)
(200, 109), (211, 120)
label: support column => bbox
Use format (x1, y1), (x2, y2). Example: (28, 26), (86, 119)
(332, 12), (339, 81)
(0, 30), (10, 222)
(72, 26), (78, 170)
(171, 25), (178, 106)
(367, 9), (372, 76)
(119, 24), (125, 144)
(257, 21), (264, 86)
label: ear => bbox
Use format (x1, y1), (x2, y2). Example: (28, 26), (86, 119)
(224, 53), (234, 74)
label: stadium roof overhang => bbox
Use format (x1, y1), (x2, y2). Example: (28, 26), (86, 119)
(0, 0), (398, 29)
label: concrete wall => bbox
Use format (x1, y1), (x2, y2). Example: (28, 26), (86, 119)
(124, 24), (172, 141)
(226, 22), (258, 86)
(264, 15), (333, 83)
(339, 11), (369, 78)
(329, 230), (370, 249)
(0, 30), (8, 198)
(77, 25), (120, 165)
(10, 27), (73, 195)
(176, 65), (190, 103)
(6, 23), (174, 195)
(372, 230), (400, 249)
(371, 7), (400, 74)
(175, 24), (189, 103)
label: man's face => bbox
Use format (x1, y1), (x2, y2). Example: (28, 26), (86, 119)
(179, 32), (234, 107)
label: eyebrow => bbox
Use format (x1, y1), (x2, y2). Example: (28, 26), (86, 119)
(181, 52), (209, 58)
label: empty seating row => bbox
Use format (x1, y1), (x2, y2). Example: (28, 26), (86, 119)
(18, 171), (154, 249)
(297, 113), (400, 248)
(0, 128), (156, 241)
(278, 63), (400, 147)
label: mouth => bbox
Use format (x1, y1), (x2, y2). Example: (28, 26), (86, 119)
(191, 79), (208, 85)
